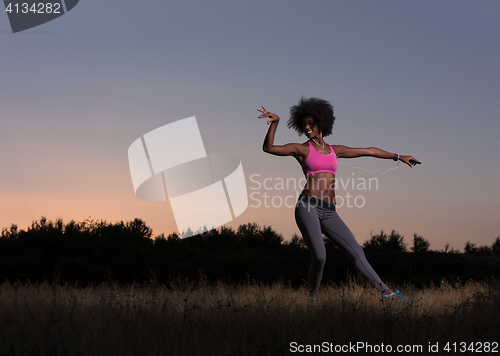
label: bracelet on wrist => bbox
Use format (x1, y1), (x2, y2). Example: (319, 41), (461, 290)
(393, 153), (400, 161)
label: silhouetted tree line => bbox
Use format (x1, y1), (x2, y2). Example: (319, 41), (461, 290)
(1, 218), (499, 288)
(463, 238), (500, 255)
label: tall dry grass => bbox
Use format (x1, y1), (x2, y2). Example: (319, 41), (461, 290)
(0, 278), (498, 355)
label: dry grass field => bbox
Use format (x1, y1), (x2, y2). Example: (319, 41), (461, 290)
(1, 278), (499, 355)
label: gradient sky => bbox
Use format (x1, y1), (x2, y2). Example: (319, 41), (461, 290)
(1, 0), (499, 251)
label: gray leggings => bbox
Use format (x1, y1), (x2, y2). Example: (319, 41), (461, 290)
(295, 194), (390, 295)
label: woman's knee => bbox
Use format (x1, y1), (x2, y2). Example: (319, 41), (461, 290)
(311, 253), (326, 268)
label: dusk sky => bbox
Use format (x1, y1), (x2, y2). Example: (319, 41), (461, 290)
(1, 1), (499, 251)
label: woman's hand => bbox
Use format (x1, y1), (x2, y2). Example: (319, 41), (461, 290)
(399, 155), (421, 168)
(258, 105), (280, 125)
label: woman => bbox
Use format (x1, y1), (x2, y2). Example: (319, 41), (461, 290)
(258, 97), (418, 304)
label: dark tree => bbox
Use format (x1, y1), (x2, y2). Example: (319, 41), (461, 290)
(237, 223), (282, 249)
(492, 236), (500, 256)
(363, 229), (406, 252)
(286, 233), (305, 249)
(411, 234), (430, 253)
(477, 245), (492, 255)
(464, 241), (478, 254)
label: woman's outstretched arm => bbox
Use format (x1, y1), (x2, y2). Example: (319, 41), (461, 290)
(258, 106), (303, 157)
(333, 145), (420, 168)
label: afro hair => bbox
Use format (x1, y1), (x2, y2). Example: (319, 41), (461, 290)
(287, 97), (335, 137)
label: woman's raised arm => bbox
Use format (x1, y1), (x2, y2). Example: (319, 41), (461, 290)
(258, 106), (302, 157)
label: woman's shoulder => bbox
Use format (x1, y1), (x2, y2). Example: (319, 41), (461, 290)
(300, 141), (311, 150)
(284, 141), (309, 147)
(285, 142), (309, 156)
(328, 143), (343, 149)
(330, 144), (348, 157)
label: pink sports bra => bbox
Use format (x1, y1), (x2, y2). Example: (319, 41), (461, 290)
(301, 141), (338, 176)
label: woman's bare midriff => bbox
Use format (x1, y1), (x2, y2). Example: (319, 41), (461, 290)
(301, 172), (336, 204)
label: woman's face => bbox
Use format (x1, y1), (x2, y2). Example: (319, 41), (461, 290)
(303, 116), (321, 138)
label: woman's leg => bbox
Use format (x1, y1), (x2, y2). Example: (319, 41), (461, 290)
(294, 201), (326, 298)
(320, 210), (391, 293)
